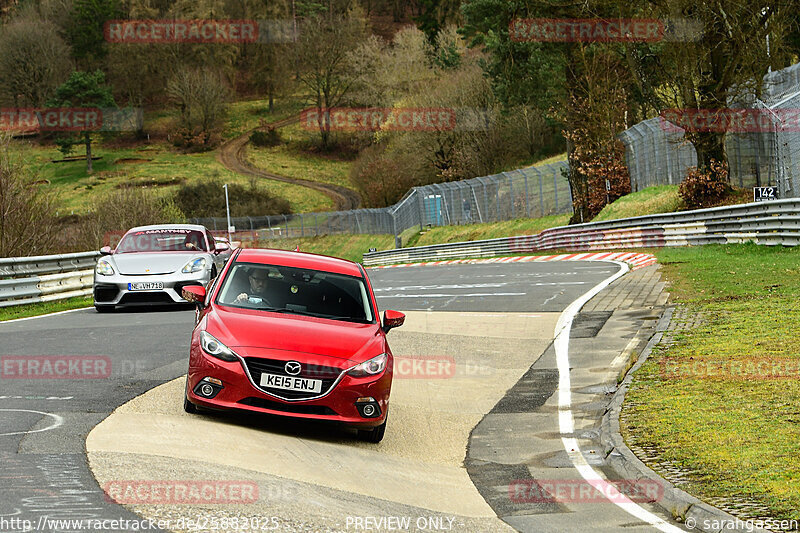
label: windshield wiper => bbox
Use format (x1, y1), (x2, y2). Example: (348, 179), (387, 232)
(255, 306), (368, 322)
(255, 306), (319, 318)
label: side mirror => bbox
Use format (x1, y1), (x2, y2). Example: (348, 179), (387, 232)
(215, 242), (230, 254)
(382, 310), (405, 333)
(182, 285), (207, 307)
(100, 246), (113, 255)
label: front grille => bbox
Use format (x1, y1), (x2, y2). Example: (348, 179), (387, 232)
(238, 397), (337, 416)
(243, 357), (343, 400)
(118, 292), (175, 305)
(94, 284), (119, 302)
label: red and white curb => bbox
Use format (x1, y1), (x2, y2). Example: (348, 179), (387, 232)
(367, 252), (657, 271)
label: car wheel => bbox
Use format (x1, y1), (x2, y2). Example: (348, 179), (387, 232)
(183, 394), (198, 414)
(95, 305), (113, 313)
(358, 418), (387, 443)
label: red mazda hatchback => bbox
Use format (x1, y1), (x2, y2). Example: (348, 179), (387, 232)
(181, 248), (404, 442)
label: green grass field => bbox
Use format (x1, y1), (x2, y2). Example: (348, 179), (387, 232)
(0, 296), (93, 322)
(624, 244), (800, 520)
(11, 139), (332, 214)
(246, 123), (355, 190)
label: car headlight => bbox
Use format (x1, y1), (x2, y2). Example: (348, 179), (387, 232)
(95, 259), (115, 276)
(182, 257), (208, 274)
(348, 353), (388, 377)
(200, 331), (238, 362)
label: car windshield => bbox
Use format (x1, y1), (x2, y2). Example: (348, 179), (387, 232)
(216, 263), (374, 323)
(116, 229), (207, 253)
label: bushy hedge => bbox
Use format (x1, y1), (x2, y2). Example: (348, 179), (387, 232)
(249, 128), (281, 148)
(173, 177), (291, 218)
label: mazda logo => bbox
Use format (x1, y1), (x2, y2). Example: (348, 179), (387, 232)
(285, 361), (302, 376)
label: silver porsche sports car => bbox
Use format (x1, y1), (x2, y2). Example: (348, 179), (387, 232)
(92, 224), (233, 312)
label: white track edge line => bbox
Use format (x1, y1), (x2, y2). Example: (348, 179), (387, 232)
(554, 260), (685, 533)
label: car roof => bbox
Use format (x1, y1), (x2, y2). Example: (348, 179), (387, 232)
(127, 224), (207, 233)
(234, 248), (364, 277)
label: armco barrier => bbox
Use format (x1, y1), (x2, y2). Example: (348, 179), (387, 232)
(0, 252), (99, 308)
(3, 199), (800, 306)
(362, 199), (800, 266)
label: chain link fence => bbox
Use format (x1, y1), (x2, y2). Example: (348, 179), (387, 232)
(620, 62), (800, 198)
(190, 160), (570, 245)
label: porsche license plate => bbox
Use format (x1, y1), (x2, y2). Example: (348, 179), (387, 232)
(260, 373), (322, 393)
(128, 282), (164, 291)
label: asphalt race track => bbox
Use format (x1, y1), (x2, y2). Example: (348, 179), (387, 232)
(0, 261), (684, 533)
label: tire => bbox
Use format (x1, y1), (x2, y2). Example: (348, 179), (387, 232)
(358, 418), (387, 443)
(95, 305), (113, 313)
(183, 394), (198, 414)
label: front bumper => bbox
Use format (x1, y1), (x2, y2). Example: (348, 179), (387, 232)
(186, 344), (391, 429)
(93, 270), (211, 306)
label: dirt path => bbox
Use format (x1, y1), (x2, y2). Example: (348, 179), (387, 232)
(217, 115), (362, 211)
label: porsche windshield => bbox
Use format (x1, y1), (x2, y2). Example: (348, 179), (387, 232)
(217, 263), (374, 323)
(116, 229), (207, 253)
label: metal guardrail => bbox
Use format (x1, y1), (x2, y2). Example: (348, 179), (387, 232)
(3, 199), (799, 306)
(362, 199), (800, 266)
(0, 252), (99, 308)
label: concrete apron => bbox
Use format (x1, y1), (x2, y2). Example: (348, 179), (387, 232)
(86, 311), (559, 531)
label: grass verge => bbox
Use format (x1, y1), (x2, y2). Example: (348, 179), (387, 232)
(623, 243), (800, 521)
(594, 185), (684, 221)
(0, 296), (93, 322)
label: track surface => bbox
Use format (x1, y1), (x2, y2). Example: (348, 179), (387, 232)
(216, 115), (362, 211)
(1, 261), (679, 532)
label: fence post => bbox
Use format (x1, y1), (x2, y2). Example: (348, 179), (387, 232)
(503, 172), (515, 219)
(553, 166), (559, 213)
(416, 189), (425, 231)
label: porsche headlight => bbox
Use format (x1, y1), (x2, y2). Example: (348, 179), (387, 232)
(182, 257), (208, 274)
(347, 353), (388, 377)
(200, 331), (237, 362)
(95, 259), (115, 276)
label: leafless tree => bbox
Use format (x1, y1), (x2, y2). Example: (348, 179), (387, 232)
(167, 68), (231, 136)
(294, 12), (368, 148)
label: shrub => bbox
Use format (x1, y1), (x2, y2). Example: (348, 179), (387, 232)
(0, 134), (59, 256)
(173, 177), (291, 218)
(249, 128), (281, 148)
(56, 188), (186, 252)
(679, 159), (730, 209)
(171, 127), (222, 152)
(349, 145), (418, 207)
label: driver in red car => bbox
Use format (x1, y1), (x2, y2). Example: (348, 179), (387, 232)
(233, 268), (274, 306)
